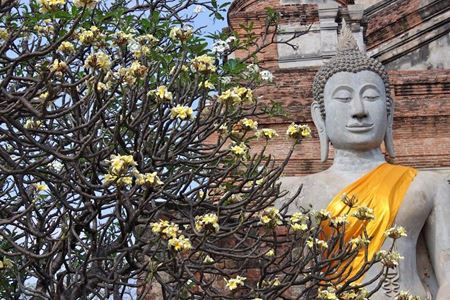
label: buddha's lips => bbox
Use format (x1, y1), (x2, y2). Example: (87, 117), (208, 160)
(345, 123), (374, 132)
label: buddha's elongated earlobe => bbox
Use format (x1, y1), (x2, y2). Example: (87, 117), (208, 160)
(311, 102), (329, 162)
(384, 99), (395, 158)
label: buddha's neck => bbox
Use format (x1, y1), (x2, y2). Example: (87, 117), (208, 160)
(331, 148), (386, 173)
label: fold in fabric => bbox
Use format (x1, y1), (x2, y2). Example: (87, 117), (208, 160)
(322, 163), (417, 282)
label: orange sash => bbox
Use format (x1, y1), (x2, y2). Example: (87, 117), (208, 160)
(323, 163), (417, 282)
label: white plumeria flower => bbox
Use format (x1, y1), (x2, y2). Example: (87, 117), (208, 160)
(226, 36), (236, 44)
(246, 63), (260, 74)
(212, 40), (229, 54)
(260, 70), (274, 82)
(193, 5), (204, 13)
(50, 160), (64, 172)
(220, 76), (231, 84)
(128, 40), (140, 52)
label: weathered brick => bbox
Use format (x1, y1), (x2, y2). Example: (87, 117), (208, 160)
(228, 0), (450, 177)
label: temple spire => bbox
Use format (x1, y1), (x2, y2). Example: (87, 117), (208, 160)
(337, 19), (359, 53)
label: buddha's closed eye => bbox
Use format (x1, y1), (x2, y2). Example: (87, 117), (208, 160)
(362, 88), (380, 101)
(333, 89), (353, 102)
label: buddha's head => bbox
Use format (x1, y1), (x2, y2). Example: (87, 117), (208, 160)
(311, 22), (394, 162)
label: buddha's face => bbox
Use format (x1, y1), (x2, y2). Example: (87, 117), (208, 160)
(323, 70), (388, 151)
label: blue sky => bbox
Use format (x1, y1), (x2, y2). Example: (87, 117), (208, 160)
(191, 1), (229, 42)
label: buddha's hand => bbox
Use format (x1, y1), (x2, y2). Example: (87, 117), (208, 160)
(436, 281), (450, 300)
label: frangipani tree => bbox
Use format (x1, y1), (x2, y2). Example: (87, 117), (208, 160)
(0, 0), (406, 299)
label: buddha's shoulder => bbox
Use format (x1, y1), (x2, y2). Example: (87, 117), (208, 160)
(409, 169), (449, 193)
(414, 169), (447, 181)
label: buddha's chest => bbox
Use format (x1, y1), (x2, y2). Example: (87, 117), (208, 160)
(295, 176), (433, 237)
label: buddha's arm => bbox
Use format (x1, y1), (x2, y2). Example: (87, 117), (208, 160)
(424, 177), (450, 299)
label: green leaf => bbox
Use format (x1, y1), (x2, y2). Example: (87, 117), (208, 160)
(214, 12), (224, 21)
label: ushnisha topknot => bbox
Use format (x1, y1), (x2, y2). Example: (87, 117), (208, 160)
(312, 20), (392, 118)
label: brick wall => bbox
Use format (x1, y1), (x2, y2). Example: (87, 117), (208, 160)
(365, 0), (450, 50)
(228, 0), (450, 177)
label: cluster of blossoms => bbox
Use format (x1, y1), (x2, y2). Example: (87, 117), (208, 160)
(170, 64), (189, 75)
(169, 27), (193, 42)
(57, 41), (75, 54)
(225, 275), (246, 291)
(259, 277), (281, 288)
(49, 59), (68, 77)
(135, 172), (163, 186)
(221, 121), (312, 145)
(194, 213), (220, 233)
(306, 237), (328, 250)
(193, 4), (204, 14)
(352, 206), (375, 221)
(241, 118), (258, 130)
(222, 193), (244, 205)
(230, 142), (248, 157)
(191, 55), (216, 73)
(338, 286), (369, 300)
(286, 123), (312, 139)
(385, 225), (407, 239)
(38, 92), (49, 104)
(244, 64), (274, 83)
(0, 29), (8, 41)
(349, 236), (370, 249)
(132, 33), (159, 48)
(376, 250), (404, 268)
(33, 183), (48, 193)
(265, 249), (275, 257)
(24, 119), (42, 130)
(104, 154), (163, 188)
(84, 51), (111, 72)
(0, 257), (13, 270)
(198, 80), (214, 90)
(33, 19), (55, 35)
(170, 105), (194, 120)
(203, 255), (214, 264)
(149, 85), (173, 102)
(73, 0), (98, 9)
(315, 209), (331, 221)
(114, 30), (158, 50)
(86, 77), (110, 92)
(115, 61), (148, 85)
(129, 41), (151, 59)
(211, 36), (236, 54)
(38, 0), (65, 13)
(78, 26), (103, 45)
(317, 287), (339, 300)
(50, 160), (64, 172)
(395, 291), (421, 300)
(330, 215), (349, 228)
(218, 86), (254, 106)
(150, 220), (192, 252)
(259, 207), (282, 228)
(289, 212), (309, 232)
(343, 292), (369, 300)
(104, 154), (137, 186)
(114, 31), (134, 46)
(256, 128), (278, 140)
(259, 70), (274, 82)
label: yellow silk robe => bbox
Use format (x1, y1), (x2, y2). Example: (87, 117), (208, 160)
(323, 163), (417, 282)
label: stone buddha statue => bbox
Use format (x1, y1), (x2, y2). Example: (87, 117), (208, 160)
(279, 24), (450, 299)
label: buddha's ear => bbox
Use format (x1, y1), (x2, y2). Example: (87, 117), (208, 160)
(311, 101), (329, 162)
(384, 99), (395, 158)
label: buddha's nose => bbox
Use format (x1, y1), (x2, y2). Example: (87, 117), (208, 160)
(351, 97), (367, 119)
